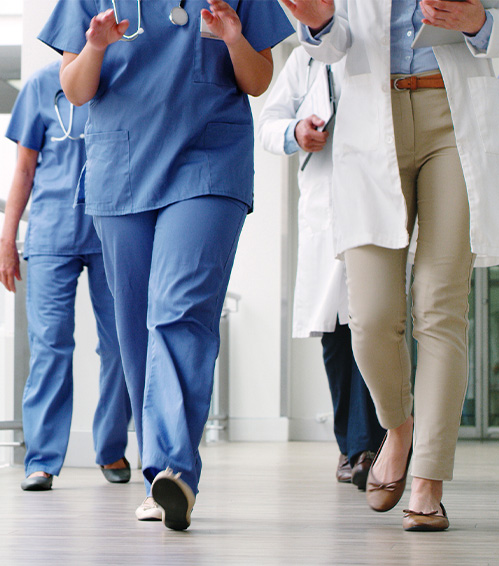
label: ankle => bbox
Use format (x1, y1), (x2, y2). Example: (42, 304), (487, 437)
(409, 477), (443, 513)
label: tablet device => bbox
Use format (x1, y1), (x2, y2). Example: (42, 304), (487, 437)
(411, 24), (464, 49)
(411, 0), (492, 49)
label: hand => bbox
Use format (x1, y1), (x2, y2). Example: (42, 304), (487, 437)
(295, 115), (329, 153)
(201, 0), (242, 46)
(281, 0), (335, 33)
(420, 0), (486, 35)
(86, 9), (130, 51)
(0, 239), (21, 293)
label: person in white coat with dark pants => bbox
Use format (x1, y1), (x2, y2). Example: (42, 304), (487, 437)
(283, 0), (499, 531)
(258, 46), (384, 490)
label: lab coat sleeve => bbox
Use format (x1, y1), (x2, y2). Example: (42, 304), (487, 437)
(467, 9), (499, 58)
(297, 9), (351, 64)
(258, 48), (305, 156)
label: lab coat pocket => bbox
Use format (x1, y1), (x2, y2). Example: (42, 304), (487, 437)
(84, 131), (132, 209)
(299, 179), (332, 234)
(468, 76), (499, 155)
(334, 74), (379, 153)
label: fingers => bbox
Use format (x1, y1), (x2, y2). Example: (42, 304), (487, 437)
(0, 269), (20, 293)
(420, 0), (485, 33)
(86, 9), (129, 48)
(310, 115), (326, 129)
(202, 0), (242, 45)
(295, 116), (329, 152)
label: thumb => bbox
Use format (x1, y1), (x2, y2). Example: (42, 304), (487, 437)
(309, 114), (325, 129)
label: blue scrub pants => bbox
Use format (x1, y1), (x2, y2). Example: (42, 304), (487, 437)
(94, 196), (247, 495)
(23, 253), (132, 477)
(321, 324), (385, 465)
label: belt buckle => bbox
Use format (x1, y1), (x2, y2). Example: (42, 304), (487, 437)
(393, 77), (408, 92)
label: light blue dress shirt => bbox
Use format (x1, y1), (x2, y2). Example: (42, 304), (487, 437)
(304, 1), (493, 74)
(391, 0), (493, 74)
(284, 120), (301, 154)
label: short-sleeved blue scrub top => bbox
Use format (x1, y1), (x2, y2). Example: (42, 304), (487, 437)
(38, 1), (295, 217)
(6, 61), (102, 258)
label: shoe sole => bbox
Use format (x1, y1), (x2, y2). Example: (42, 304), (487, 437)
(100, 468), (131, 484)
(403, 522), (449, 532)
(135, 509), (162, 521)
(151, 475), (194, 531)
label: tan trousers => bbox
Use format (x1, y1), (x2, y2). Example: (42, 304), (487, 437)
(344, 82), (474, 481)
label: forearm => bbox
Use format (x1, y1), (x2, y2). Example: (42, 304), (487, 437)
(228, 43), (273, 96)
(60, 47), (105, 106)
(1, 151), (35, 245)
(60, 9), (129, 106)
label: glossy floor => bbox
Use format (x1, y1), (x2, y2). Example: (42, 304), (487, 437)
(1, 441), (498, 565)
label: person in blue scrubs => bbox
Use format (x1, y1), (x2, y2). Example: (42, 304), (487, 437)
(39, 0), (294, 530)
(0, 61), (132, 491)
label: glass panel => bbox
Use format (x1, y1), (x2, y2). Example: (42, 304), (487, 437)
(461, 272), (476, 426)
(488, 267), (499, 427)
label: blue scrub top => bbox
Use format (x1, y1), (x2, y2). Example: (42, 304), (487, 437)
(6, 61), (102, 258)
(38, 1), (295, 217)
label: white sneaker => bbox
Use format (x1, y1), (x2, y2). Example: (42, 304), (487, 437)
(151, 468), (196, 531)
(135, 496), (162, 521)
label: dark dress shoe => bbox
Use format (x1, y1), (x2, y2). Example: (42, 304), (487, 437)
(100, 457), (131, 484)
(351, 451), (376, 491)
(21, 474), (53, 491)
(336, 453), (352, 483)
(403, 503), (449, 532)
(366, 434), (413, 512)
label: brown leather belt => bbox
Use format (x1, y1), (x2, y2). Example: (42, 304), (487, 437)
(391, 73), (445, 91)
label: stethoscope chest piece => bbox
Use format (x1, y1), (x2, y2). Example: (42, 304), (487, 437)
(170, 5), (188, 26)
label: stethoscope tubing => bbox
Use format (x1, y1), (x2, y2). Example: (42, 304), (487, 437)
(51, 90), (84, 142)
(112, 0), (144, 41)
(111, 0), (189, 40)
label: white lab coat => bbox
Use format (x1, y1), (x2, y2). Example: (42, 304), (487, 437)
(299, 1), (499, 267)
(259, 46), (348, 337)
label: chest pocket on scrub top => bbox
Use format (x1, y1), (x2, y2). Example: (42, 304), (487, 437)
(193, 0), (239, 86)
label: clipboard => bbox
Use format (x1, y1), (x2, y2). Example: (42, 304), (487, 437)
(411, 1), (493, 49)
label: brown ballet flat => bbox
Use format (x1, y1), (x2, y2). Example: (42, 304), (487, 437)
(366, 434), (413, 512)
(403, 503), (449, 532)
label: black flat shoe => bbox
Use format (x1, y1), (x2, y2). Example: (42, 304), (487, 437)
(100, 457), (131, 484)
(21, 474), (53, 491)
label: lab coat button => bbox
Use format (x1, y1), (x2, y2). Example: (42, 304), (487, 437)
(386, 136), (394, 144)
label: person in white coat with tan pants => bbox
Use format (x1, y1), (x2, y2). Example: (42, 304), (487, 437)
(258, 46), (385, 490)
(283, 0), (499, 531)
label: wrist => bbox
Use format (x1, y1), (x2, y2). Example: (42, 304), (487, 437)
(224, 32), (244, 48)
(0, 236), (17, 248)
(310, 17), (334, 37)
(465, 13), (487, 36)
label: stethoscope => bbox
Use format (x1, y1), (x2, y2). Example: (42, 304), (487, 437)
(294, 59), (337, 112)
(111, 0), (189, 41)
(292, 58), (320, 105)
(51, 90), (85, 142)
